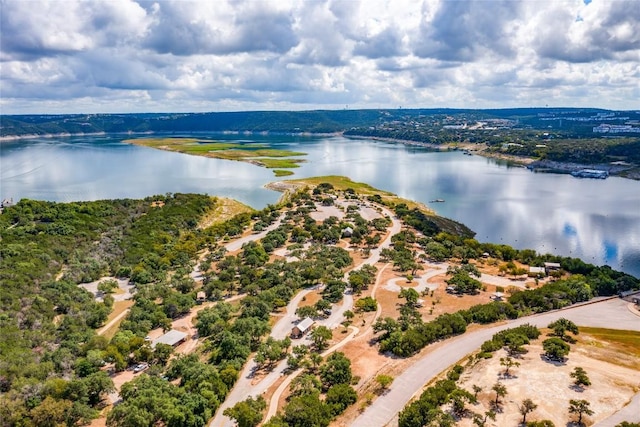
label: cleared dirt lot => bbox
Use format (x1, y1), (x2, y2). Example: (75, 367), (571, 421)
(455, 336), (640, 426)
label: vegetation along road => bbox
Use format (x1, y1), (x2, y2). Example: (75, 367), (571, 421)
(352, 297), (640, 427)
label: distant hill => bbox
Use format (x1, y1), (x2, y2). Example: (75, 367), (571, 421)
(2, 108), (634, 138)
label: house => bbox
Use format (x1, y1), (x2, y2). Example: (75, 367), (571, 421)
(528, 266), (546, 277)
(544, 262), (561, 274)
(291, 317), (314, 339)
(196, 291), (206, 304)
(341, 226), (353, 237)
(152, 329), (188, 348)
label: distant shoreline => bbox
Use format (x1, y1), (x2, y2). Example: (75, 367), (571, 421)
(3, 130), (638, 180)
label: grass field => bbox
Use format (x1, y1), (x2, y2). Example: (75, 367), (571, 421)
(124, 137), (306, 175)
(580, 327), (640, 357)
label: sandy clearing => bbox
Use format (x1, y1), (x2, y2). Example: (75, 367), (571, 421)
(350, 298), (640, 427)
(456, 342), (640, 427)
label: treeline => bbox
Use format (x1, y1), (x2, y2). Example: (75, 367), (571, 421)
(0, 194), (220, 426)
(491, 137), (640, 164)
(3, 108), (635, 138)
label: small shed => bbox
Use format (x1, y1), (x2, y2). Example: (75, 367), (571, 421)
(291, 317), (315, 339)
(341, 227), (354, 237)
(528, 266), (546, 277)
(152, 329), (188, 348)
(196, 291), (207, 304)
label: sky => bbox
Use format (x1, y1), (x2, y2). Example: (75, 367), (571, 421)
(1, 0), (639, 114)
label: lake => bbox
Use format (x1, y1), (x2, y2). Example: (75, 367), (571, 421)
(2, 133), (639, 278)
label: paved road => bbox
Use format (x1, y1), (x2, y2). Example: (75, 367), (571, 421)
(594, 391), (640, 426)
(351, 298), (640, 427)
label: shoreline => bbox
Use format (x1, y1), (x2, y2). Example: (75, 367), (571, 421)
(3, 130), (638, 180)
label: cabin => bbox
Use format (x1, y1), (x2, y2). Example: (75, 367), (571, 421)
(291, 317), (314, 339)
(528, 266), (546, 277)
(544, 262), (561, 275)
(196, 291), (207, 304)
(152, 329), (188, 348)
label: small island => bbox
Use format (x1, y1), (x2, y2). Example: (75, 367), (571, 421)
(124, 137), (307, 176)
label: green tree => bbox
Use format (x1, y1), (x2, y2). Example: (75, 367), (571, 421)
(519, 398), (538, 424)
(568, 399), (594, 425)
(542, 337), (570, 360)
(472, 410), (496, 427)
(98, 279), (119, 294)
(283, 393), (332, 427)
(570, 367), (591, 388)
(500, 356), (521, 376)
(526, 420), (556, 427)
(375, 374), (393, 391)
(320, 352), (352, 390)
(325, 383), (357, 415)
(548, 318), (579, 343)
(310, 326), (332, 351)
(223, 395), (266, 427)
(296, 305), (318, 319)
(472, 384), (482, 399)
(492, 382), (507, 407)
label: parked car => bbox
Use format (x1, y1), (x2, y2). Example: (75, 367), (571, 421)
(133, 363), (148, 373)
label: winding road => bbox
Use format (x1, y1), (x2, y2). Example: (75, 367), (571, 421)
(210, 205), (401, 427)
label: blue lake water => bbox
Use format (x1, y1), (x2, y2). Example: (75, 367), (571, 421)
(1, 133), (639, 278)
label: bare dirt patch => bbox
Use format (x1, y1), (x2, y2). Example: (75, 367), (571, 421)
(455, 340), (640, 427)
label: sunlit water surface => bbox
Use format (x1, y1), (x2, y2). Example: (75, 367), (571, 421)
(2, 134), (638, 278)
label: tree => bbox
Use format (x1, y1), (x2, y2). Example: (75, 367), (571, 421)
(310, 326), (332, 351)
(527, 421), (555, 427)
(500, 356), (520, 377)
(548, 318), (579, 343)
(472, 384), (482, 399)
(320, 352), (352, 390)
(472, 410), (496, 427)
(518, 398), (538, 424)
(325, 383), (357, 415)
(355, 296), (377, 312)
(290, 374), (322, 398)
(375, 374), (393, 391)
(542, 337), (570, 361)
(568, 399), (593, 425)
(615, 423), (640, 427)
(296, 305), (318, 319)
(450, 388), (475, 417)
(223, 396), (266, 427)
(283, 393), (332, 427)
(492, 382), (507, 407)
(98, 279), (119, 294)
(570, 367), (591, 388)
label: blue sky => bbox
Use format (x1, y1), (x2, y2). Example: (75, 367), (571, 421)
(1, 0), (638, 114)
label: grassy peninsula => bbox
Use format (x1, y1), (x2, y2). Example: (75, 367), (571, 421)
(124, 137), (306, 175)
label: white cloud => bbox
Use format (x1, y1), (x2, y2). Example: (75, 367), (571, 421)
(1, 0), (638, 113)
